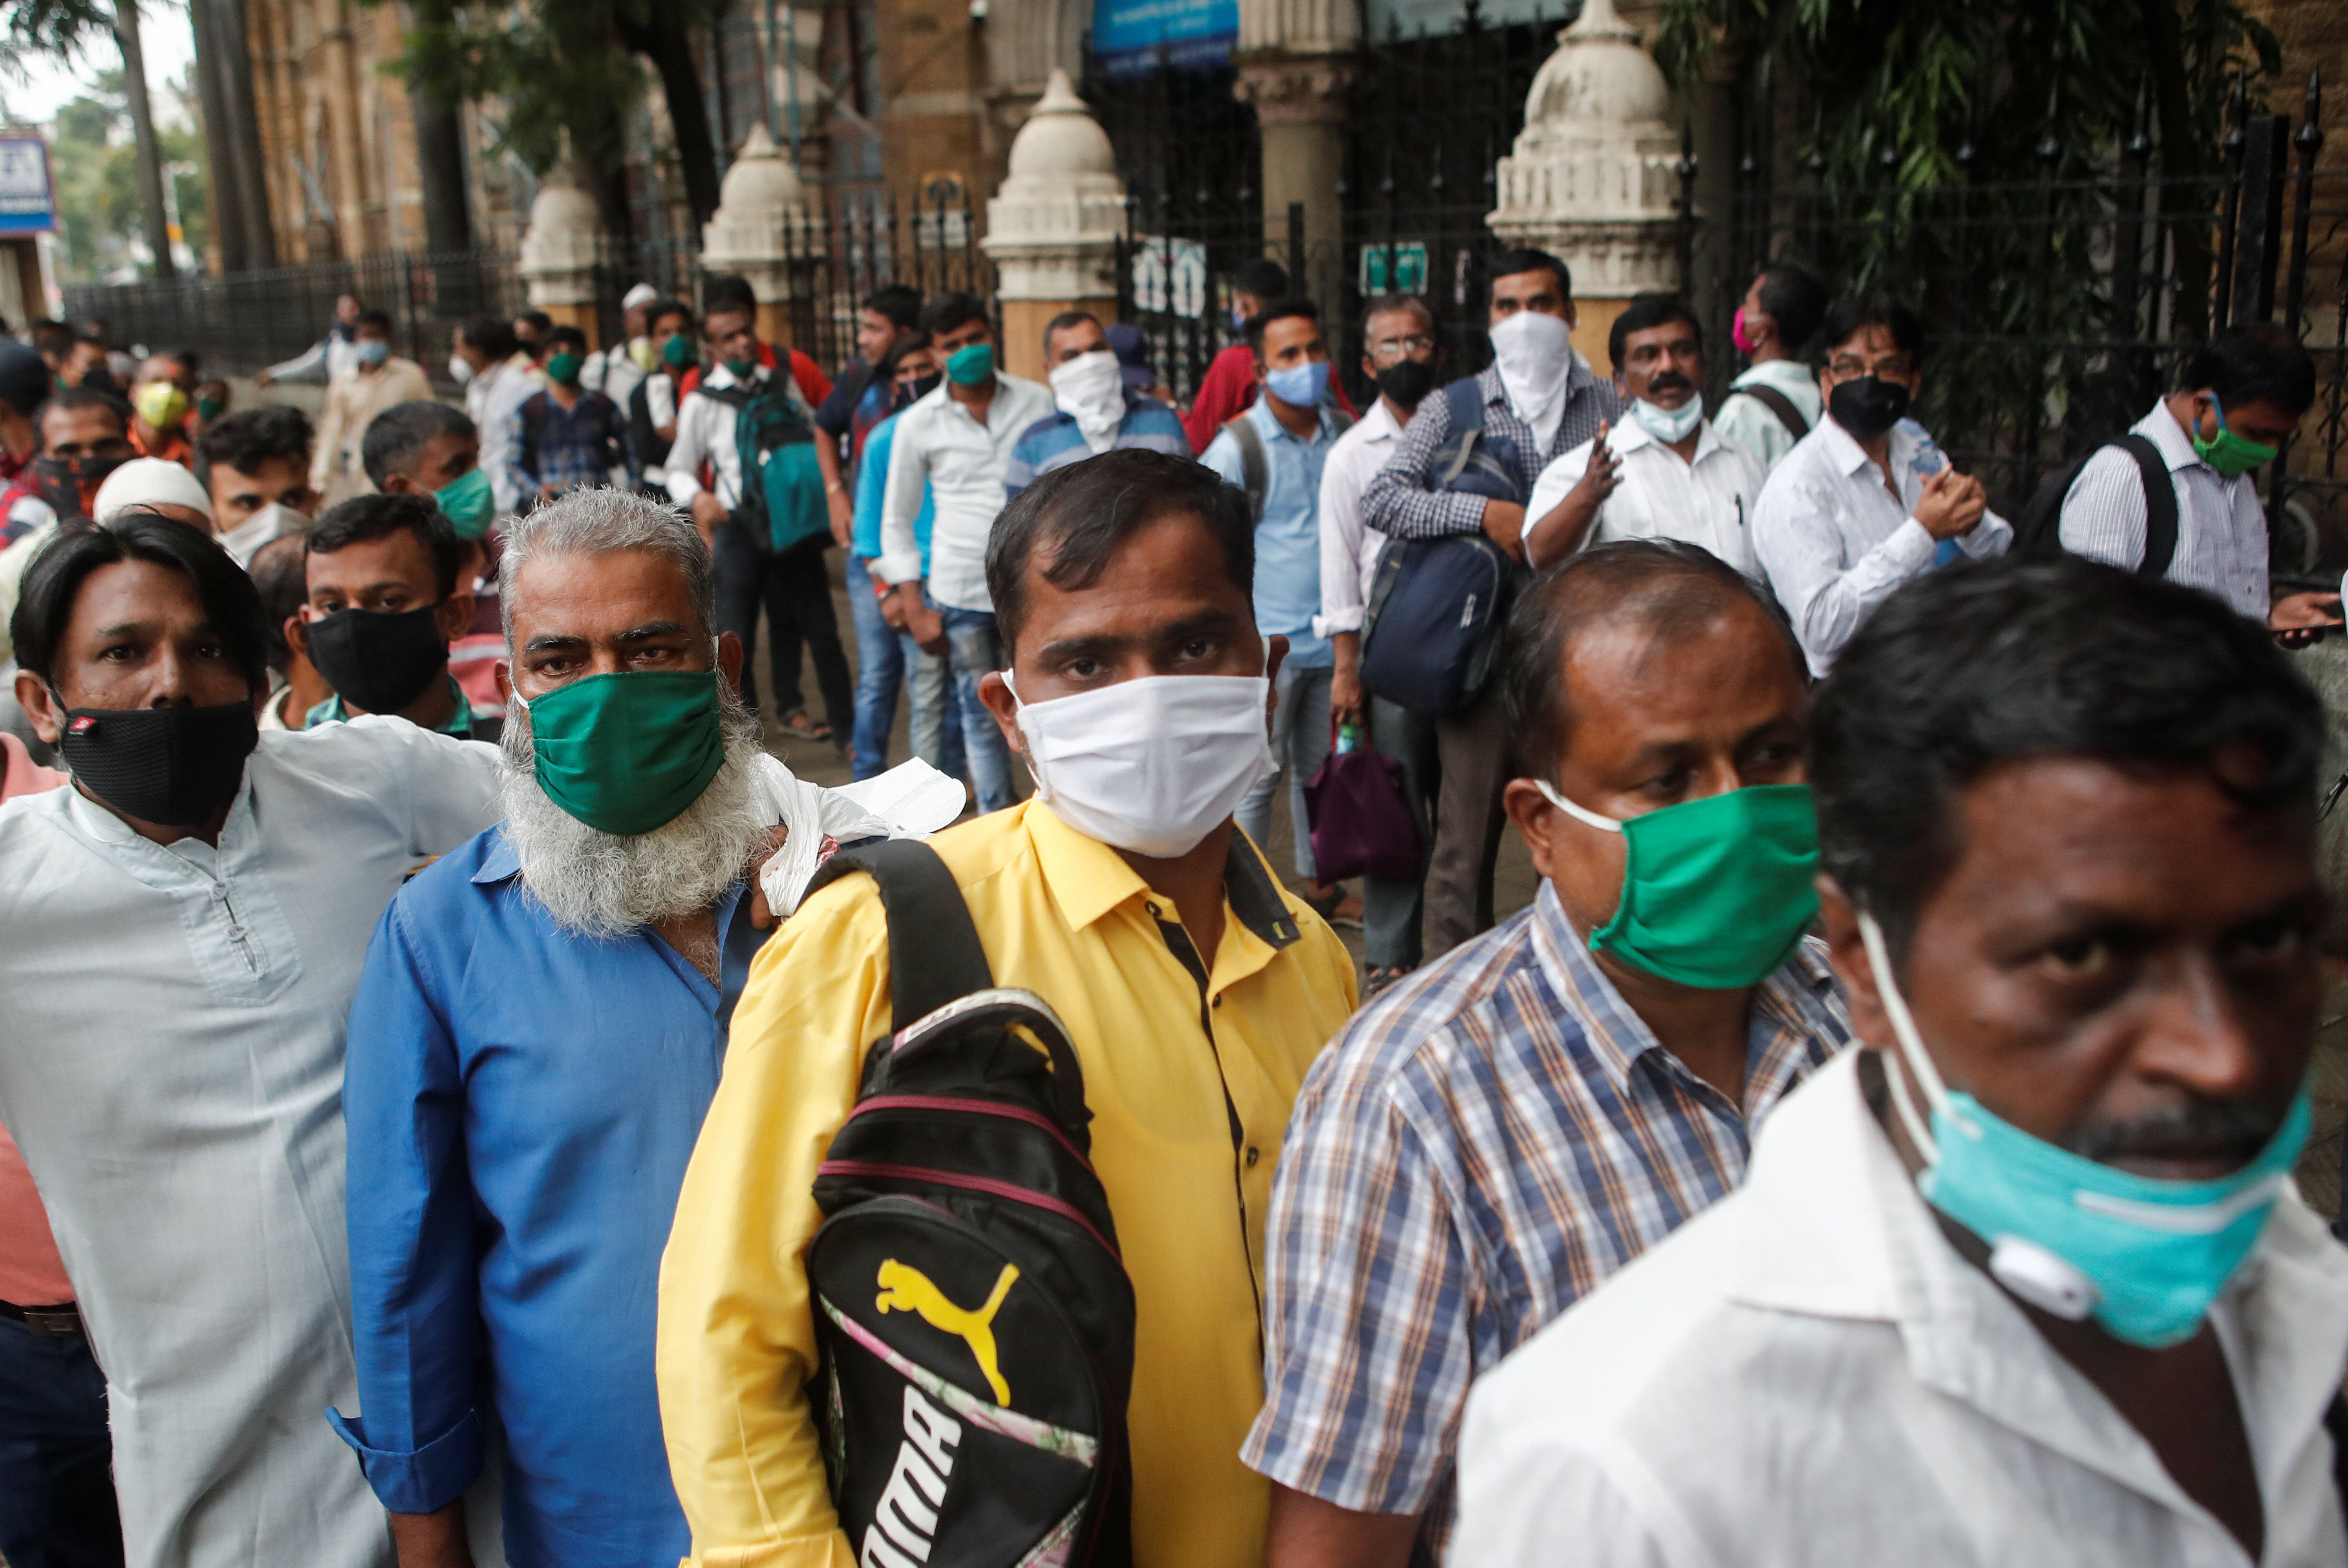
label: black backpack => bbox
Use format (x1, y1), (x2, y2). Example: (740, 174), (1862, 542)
(1358, 377), (1528, 715)
(803, 839), (1136, 1568)
(2010, 434), (2179, 578)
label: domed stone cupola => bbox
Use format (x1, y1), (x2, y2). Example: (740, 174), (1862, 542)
(983, 69), (1127, 377)
(518, 160), (602, 323)
(702, 124), (812, 317)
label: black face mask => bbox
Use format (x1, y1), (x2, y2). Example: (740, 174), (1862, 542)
(1375, 358), (1442, 413)
(58, 701), (258, 828)
(303, 605), (450, 717)
(903, 372), (943, 407)
(1828, 375), (1912, 441)
(30, 454), (126, 522)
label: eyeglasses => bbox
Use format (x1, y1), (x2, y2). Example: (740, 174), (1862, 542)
(1370, 334), (1438, 356)
(1828, 355), (1913, 380)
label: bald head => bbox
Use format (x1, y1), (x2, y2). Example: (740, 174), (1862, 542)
(1502, 541), (1805, 780)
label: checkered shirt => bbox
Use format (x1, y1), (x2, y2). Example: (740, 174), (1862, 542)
(1242, 881), (1850, 1557)
(1359, 361), (1624, 540)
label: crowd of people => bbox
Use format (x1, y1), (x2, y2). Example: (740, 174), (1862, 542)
(0, 239), (2338, 1568)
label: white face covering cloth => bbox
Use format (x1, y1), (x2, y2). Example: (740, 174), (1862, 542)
(1049, 350), (1127, 454)
(1488, 309), (1575, 452)
(1008, 669), (1273, 859)
(218, 501), (308, 569)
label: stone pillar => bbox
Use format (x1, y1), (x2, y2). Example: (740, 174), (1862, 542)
(700, 124), (811, 351)
(1232, 0), (1356, 313)
(517, 161), (604, 347)
(1486, 0), (1683, 372)
(981, 69), (1126, 382)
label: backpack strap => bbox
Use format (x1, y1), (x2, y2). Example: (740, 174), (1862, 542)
(805, 838), (994, 1034)
(1225, 414), (1268, 525)
(1737, 383), (1810, 441)
(1438, 376), (1488, 488)
(2115, 433), (2179, 579)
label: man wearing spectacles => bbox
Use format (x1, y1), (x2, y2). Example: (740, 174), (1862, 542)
(1752, 295), (2009, 674)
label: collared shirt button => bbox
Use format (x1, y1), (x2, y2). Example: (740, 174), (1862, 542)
(211, 883), (228, 900)
(1245, 1145), (1260, 1168)
(226, 925), (246, 940)
(1212, 995), (1223, 1008)
(1146, 902), (1160, 917)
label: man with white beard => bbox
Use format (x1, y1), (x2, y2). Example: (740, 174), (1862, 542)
(331, 490), (895, 1568)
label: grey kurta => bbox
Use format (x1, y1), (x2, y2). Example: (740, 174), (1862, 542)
(0, 717), (500, 1568)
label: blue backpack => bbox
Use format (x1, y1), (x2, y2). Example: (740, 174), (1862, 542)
(1358, 378), (1528, 715)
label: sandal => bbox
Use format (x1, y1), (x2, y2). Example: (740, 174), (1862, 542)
(781, 711), (835, 743)
(1362, 964), (1411, 999)
(1300, 884), (1364, 931)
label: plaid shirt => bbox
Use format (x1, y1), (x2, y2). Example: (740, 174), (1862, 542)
(505, 387), (630, 501)
(1360, 361), (1623, 540)
(1242, 881), (1849, 1557)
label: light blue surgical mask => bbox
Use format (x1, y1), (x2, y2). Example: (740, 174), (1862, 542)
(1859, 913), (2312, 1348)
(1264, 359), (1330, 411)
(1630, 393), (1703, 445)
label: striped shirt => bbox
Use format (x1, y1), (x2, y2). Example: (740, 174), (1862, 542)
(1242, 880), (1850, 1556)
(1002, 391), (1189, 497)
(2057, 399), (2269, 619)
(1360, 362), (1622, 541)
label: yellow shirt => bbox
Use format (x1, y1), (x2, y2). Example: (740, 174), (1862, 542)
(657, 801), (1357, 1568)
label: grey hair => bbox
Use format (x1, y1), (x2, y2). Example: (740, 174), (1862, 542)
(498, 487), (719, 650)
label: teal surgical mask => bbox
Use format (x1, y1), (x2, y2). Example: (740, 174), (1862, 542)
(518, 670), (727, 836)
(433, 466), (496, 541)
(1540, 781), (1820, 988)
(2191, 391), (2278, 480)
(1859, 911), (2312, 1347)
(1630, 393), (1704, 445)
(945, 343), (996, 386)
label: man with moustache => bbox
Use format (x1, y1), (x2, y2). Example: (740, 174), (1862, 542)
(334, 491), (953, 1568)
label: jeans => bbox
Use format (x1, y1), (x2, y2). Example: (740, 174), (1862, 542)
(714, 522), (853, 733)
(1363, 696), (1440, 971)
(1236, 659), (1334, 883)
(845, 557), (965, 783)
(936, 601), (1014, 814)
(0, 1317), (122, 1568)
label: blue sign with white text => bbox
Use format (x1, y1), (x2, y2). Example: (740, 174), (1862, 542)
(0, 137), (55, 235)
(1091, 0), (1237, 77)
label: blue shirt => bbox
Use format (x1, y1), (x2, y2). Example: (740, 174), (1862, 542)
(852, 412), (935, 568)
(1201, 397), (1339, 667)
(1003, 391), (1190, 497)
(330, 826), (765, 1567)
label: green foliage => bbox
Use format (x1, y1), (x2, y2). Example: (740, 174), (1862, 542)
(369, 0), (725, 178)
(0, 0), (115, 69)
(42, 66), (208, 283)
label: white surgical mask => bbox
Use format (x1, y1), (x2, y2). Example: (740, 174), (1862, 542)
(1049, 349), (1126, 454)
(447, 355), (475, 387)
(1487, 309), (1574, 440)
(217, 500), (309, 569)
(1630, 393), (1704, 445)
(1008, 669), (1273, 859)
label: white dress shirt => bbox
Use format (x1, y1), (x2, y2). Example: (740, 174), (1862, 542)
(663, 363), (815, 514)
(466, 352), (540, 516)
(1753, 416), (2012, 674)
(0, 719), (501, 1568)
(876, 372), (1054, 613)
(1453, 1047), (2348, 1568)
(1314, 395), (1408, 638)
(1713, 358), (1824, 473)
(1526, 414), (1768, 578)
(2059, 400), (2269, 619)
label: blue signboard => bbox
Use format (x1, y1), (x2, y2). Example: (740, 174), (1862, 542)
(1091, 0), (1238, 78)
(0, 137), (55, 235)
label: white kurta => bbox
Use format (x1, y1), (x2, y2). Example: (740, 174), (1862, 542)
(0, 718), (501, 1568)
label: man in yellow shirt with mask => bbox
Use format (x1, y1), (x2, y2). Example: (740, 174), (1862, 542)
(658, 446), (1358, 1568)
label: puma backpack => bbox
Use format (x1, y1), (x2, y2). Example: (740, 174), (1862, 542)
(804, 839), (1137, 1568)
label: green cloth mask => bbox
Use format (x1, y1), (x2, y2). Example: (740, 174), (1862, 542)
(546, 350), (585, 386)
(196, 395), (225, 422)
(520, 670), (728, 837)
(945, 343), (996, 386)
(723, 356), (759, 379)
(1542, 781), (1821, 988)
(433, 466), (496, 540)
(2190, 392), (2277, 480)
(662, 333), (695, 369)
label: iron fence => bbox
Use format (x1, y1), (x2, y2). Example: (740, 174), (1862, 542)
(63, 180), (994, 392)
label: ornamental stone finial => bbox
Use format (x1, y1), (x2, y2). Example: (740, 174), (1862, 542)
(983, 69), (1127, 375)
(702, 124), (811, 308)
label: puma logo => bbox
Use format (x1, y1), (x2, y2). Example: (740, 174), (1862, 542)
(875, 1259), (1020, 1406)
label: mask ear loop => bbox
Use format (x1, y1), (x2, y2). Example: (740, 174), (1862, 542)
(1857, 910), (1953, 1164)
(1535, 778), (1622, 834)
